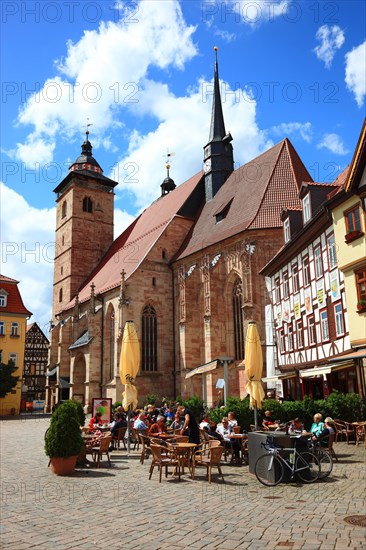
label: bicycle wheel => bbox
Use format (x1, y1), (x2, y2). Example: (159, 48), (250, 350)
(315, 449), (333, 479)
(295, 452), (320, 483)
(255, 454), (284, 486)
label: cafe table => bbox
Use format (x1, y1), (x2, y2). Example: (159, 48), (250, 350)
(228, 434), (248, 464)
(170, 442), (197, 480)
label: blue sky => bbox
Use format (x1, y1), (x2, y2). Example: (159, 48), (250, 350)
(1, 0), (365, 331)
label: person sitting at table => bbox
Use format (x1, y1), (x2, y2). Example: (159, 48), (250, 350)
(110, 412), (127, 438)
(170, 413), (183, 431)
(164, 406), (175, 423)
(288, 417), (304, 434)
(309, 413), (324, 437)
(89, 411), (103, 431)
(148, 415), (168, 436)
(227, 412), (238, 428)
(202, 420), (224, 442)
(199, 413), (211, 430)
(312, 417), (336, 447)
(216, 418), (240, 461)
(134, 412), (149, 434)
(262, 410), (278, 429)
(178, 405), (201, 445)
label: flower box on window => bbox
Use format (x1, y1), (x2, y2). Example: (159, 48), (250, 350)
(357, 301), (366, 313)
(345, 230), (364, 243)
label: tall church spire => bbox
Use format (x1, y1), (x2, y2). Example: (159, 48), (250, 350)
(209, 47), (226, 142)
(203, 47), (234, 202)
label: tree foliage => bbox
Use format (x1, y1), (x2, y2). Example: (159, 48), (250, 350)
(44, 400), (83, 458)
(0, 358), (19, 399)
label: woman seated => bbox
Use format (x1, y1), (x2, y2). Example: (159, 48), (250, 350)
(309, 413), (324, 437)
(312, 417), (336, 447)
(227, 412), (238, 427)
(199, 413), (211, 430)
(148, 415), (168, 436)
(89, 411), (103, 431)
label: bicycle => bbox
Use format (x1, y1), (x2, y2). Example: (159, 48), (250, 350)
(308, 442), (333, 479)
(255, 437), (320, 486)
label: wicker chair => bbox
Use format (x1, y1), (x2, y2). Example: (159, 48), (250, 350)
(148, 444), (178, 482)
(91, 435), (112, 468)
(139, 434), (152, 464)
(195, 445), (225, 483)
(334, 420), (355, 444)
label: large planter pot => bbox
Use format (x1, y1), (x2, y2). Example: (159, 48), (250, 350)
(50, 455), (78, 476)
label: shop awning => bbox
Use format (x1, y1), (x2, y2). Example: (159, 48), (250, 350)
(328, 349), (366, 362)
(185, 360), (218, 379)
(59, 377), (70, 388)
(299, 362), (353, 379)
(45, 366), (57, 377)
(262, 372), (297, 383)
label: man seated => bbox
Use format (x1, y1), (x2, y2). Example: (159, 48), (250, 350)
(216, 417), (241, 461)
(288, 418), (305, 434)
(134, 412), (149, 434)
(262, 410), (278, 429)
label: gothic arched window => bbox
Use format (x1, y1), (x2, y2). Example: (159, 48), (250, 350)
(109, 311), (115, 380)
(83, 196), (93, 213)
(232, 279), (244, 360)
(141, 304), (157, 372)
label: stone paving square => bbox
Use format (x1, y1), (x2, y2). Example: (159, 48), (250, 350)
(0, 416), (365, 549)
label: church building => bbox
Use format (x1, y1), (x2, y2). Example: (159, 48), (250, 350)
(46, 53), (313, 412)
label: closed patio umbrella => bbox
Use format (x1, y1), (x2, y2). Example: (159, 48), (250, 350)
(119, 320), (140, 454)
(245, 321), (265, 430)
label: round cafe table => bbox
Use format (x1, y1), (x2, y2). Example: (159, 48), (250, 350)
(228, 434), (248, 464)
(172, 442), (197, 480)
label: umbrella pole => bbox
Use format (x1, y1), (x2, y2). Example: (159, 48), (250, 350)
(254, 404), (258, 430)
(127, 405), (131, 456)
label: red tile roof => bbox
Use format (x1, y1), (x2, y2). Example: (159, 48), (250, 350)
(0, 275), (32, 316)
(176, 138), (311, 259)
(64, 171), (203, 309)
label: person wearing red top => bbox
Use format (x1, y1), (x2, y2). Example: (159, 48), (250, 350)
(89, 412), (103, 431)
(148, 416), (168, 436)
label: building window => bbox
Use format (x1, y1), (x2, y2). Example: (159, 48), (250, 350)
(284, 218), (290, 243)
(279, 329), (285, 353)
(275, 278), (281, 303)
(292, 264), (299, 293)
(61, 201), (67, 218)
(296, 321), (303, 348)
(162, 249), (167, 260)
(0, 321), (4, 335)
(59, 288), (63, 302)
(83, 196), (93, 213)
(356, 269), (366, 302)
(345, 205), (361, 233)
(232, 279), (244, 360)
(320, 310), (329, 341)
(142, 304), (157, 372)
(308, 316), (316, 345)
(0, 293), (7, 307)
(303, 194), (311, 223)
(303, 256), (310, 287)
(10, 322), (19, 336)
(314, 246), (323, 278)
(9, 353), (17, 366)
(327, 234), (337, 270)
(283, 271), (289, 299)
(334, 303), (345, 336)
(287, 325), (294, 351)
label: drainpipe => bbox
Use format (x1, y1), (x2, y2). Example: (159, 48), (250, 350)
(170, 265), (177, 400)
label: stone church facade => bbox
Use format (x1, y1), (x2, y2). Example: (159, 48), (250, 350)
(46, 56), (313, 412)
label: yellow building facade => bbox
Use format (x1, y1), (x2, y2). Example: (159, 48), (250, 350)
(0, 275), (32, 415)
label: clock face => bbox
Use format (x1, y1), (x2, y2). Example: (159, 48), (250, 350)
(204, 158), (211, 173)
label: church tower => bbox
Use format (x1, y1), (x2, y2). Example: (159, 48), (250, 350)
(52, 129), (118, 317)
(203, 47), (234, 201)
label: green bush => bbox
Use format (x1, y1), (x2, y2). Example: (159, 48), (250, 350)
(145, 393), (158, 405)
(112, 401), (123, 412)
(179, 395), (205, 420)
(64, 399), (85, 427)
(45, 401), (83, 458)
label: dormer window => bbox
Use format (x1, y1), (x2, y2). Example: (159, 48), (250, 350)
(303, 194), (311, 223)
(283, 218), (290, 243)
(214, 199), (233, 224)
(0, 291), (7, 307)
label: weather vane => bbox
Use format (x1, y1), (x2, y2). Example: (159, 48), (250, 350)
(85, 118), (93, 138)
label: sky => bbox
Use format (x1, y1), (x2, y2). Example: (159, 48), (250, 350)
(1, 0), (365, 334)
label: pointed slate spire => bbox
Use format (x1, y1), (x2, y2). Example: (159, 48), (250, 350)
(209, 47), (226, 142)
(203, 47), (234, 202)
(69, 123), (103, 174)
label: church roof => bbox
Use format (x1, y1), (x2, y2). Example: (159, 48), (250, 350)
(175, 138), (311, 260)
(63, 171), (203, 309)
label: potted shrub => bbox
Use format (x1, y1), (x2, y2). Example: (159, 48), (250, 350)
(45, 400), (84, 475)
(357, 300), (366, 312)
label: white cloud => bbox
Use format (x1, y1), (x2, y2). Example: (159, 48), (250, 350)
(219, 0), (290, 26)
(0, 182), (56, 332)
(345, 41), (366, 107)
(214, 29), (237, 43)
(110, 78), (272, 208)
(270, 122), (313, 143)
(114, 208), (136, 238)
(317, 133), (349, 155)
(14, 0), (197, 168)
(9, 134), (55, 168)
(313, 25), (345, 68)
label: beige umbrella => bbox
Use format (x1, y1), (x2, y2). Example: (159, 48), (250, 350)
(245, 321), (265, 429)
(119, 320), (140, 453)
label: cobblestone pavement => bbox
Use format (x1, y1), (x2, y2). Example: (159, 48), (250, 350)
(1, 416), (365, 550)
